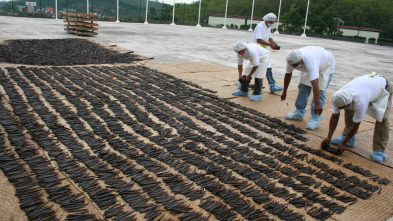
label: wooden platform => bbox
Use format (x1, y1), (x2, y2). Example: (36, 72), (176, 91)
(64, 12), (98, 36)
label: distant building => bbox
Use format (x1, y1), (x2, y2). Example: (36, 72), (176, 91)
(208, 14), (381, 41)
(17, 6), (34, 12)
(334, 18), (344, 26)
(208, 14), (263, 29)
(338, 25), (381, 40)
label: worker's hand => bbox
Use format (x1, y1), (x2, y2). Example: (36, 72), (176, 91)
(270, 44), (277, 50)
(245, 76), (251, 82)
(281, 92), (287, 101)
(321, 138), (331, 147)
(336, 143), (346, 155)
(314, 103), (323, 115)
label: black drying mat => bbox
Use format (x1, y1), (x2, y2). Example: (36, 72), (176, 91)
(0, 38), (142, 65)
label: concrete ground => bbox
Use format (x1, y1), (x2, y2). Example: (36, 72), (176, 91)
(1, 16), (393, 220)
(1, 16), (393, 91)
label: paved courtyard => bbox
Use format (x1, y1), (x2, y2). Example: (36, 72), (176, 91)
(1, 16), (393, 91)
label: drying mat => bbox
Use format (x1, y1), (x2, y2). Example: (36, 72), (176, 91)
(0, 65), (393, 220)
(305, 136), (393, 221)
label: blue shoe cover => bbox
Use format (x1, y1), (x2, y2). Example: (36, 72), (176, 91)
(331, 135), (355, 147)
(306, 116), (322, 130)
(331, 135), (345, 145)
(250, 94), (262, 101)
(285, 110), (305, 120)
(237, 82), (241, 89)
(232, 89), (248, 97)
(270, 84), (283, 93)
(372, 151), (386, 163)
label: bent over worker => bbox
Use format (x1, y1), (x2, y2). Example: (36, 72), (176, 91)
(281, 46), (335, 130)
(232, 41), (270, 101)
(251, 12), (283, 93)
(321, 73), (392, 163)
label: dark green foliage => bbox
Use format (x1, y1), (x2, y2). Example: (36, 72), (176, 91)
(0, 0), (392, 39)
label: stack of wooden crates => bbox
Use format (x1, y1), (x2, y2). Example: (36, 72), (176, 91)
(64, 13), (99, 36)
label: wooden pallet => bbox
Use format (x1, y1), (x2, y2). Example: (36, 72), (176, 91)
(64, 12), (98, 36)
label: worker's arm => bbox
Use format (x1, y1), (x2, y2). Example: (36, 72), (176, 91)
(256, 39), (277, 49)
(310, 79), (322, 115)
(321, 113), (340, 146)
(245, 66), (259, 82)
(237, 65), (243, 80)
(337, 122), (360, 152)
(268, 38), (278, 50)
(281, 73), (292, 101)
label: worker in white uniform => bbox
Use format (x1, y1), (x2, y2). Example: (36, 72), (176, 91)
(321, 73), (392, 163)
(232, 41), (270, 101)
(281, 46), (335, 130)
(251, 12), (283, 93)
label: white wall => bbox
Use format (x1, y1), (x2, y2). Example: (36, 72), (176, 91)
(208, 16), (262, 29)
(340, 28), (379, 40)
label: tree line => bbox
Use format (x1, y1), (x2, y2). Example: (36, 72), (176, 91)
(1, 0), (392, 39)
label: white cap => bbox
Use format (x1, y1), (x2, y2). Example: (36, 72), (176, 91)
(286, 50), (302, 65)
(263, 13), (277, 22)
(233, 41), (247, 52)
(332, 90), (353, 107)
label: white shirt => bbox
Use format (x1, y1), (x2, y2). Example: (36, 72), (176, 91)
(237, 43), (269, 66)
(252, 21), (272, 43)
(332, 75), (387, 123)
(286, 46), (335, 81)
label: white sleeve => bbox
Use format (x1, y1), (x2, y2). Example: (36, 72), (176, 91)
(250, 51), (260, 66)
(332, 105), (340, 114)
(352, 101), (368, 123)
(308, 66), (320, 81)
(286, 63), (294, 73)
(269, 31), (272, 39)
(237, 54), (243, 65)
(254, 25), (263, 40)
(305, 57), (319, 81)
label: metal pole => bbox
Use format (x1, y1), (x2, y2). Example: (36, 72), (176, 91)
(144, 0), (149, 24)
(55, 0), (58, 19)
(203, 0), (207, 25)
(87, 0), (89, 14)
(183, 3), (185, 24)
(92, 0), (94, 13)
(11, 0), (14, 16)
(116, 0), (120, 22)
(196, 0), (202, 27)
(66, 0), (68, 12)
(171, 0), (176, 25)
(248, 0), (255, 31)
(160, 1), (163, 23)
(274, 0), (282, 34)
(301, 0), (310, 37)
(139, 0), (141, 21)
(222, 0), (228, 29)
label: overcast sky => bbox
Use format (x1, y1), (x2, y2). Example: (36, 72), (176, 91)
(0, 0), (199, 4)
